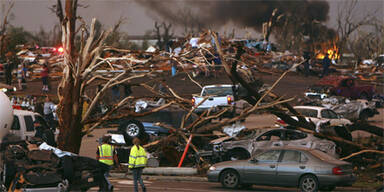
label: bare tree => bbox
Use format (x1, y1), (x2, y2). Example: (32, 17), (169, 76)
(336, 0), (376, 61)
(0, 1), (14, 58)
(53, 0), (181, 153)
(154, 21), (173, 50)
(176, 7), (205, 36)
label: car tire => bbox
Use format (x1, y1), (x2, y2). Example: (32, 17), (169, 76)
(319, 185), (336, 191)
(119, 119), (145, 140)
(227, 149), (250, 161)
(220, 169), (240, 189)
(299, 174), (318, 192)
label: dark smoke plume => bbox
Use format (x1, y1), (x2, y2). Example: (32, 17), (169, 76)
(135, 0), (330, 31)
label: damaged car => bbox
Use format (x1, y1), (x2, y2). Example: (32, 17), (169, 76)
(207, 128), (337, 162)
(322, 97), (379, 121)
(277, 106), (352, 130)
(1, 139), (110, 191)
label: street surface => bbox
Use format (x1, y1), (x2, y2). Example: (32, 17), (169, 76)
(88, 179), (367, 192)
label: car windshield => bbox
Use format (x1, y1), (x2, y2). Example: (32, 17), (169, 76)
(202, 87), (233, 96)
(309, 150), (338, 161)
(294, 108), (318, 118)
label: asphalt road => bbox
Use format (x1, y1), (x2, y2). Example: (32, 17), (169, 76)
(88, 179), (366, 192)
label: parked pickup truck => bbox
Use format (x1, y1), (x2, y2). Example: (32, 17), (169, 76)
(192, 84), (236, 117)
(330, 78), (375, 100)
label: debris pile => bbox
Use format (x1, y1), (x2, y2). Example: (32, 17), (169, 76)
(3, 138), (109, 191)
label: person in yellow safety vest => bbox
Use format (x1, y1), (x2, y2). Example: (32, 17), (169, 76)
(129, 137), (148, 192)
(96, 135), (119, 191)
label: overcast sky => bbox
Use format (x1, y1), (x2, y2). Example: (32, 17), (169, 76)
(3, 0), (383, 37)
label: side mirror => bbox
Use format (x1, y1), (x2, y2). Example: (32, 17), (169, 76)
(249, 159), (258, 163)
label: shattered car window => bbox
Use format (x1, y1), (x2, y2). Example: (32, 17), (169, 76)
(281, 150), (300, 162)
(202, 87), (233, 96)
(295, 108), (318, 118)
(256, 150), (281, 162)
(284, 130), (307, 140)
(321, 109), (338, 119)
(256, 130), (282, 141)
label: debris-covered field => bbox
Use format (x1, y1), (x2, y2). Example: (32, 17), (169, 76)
(1, 23), (383, 192)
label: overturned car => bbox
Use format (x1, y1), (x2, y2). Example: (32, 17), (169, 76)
(1, 138), (110, 191)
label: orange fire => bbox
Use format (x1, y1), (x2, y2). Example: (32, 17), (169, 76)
(316, 45), (339, 60)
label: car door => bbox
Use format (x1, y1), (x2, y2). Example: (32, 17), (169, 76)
(242, 150), (281, 185)
(276, 150), (309, 186)
(253, 130), (284, 153)
(281, 130), (309, 148)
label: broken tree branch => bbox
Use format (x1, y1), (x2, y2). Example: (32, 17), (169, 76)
(340, 149), (384, 161)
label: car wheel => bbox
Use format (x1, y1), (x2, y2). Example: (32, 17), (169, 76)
(299, 174), (318, 192)
(220, 170), (240, 189)
(319, 185), (336, 191)
(227, 149), (250, 161)
(119, 119), (145, 140)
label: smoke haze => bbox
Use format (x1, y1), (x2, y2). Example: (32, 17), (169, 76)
(136, 0), (330, 30)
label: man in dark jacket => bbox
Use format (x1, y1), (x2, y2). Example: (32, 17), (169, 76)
(34, 120), (56, 147)
(321, 53), (331, 77)
(303, 51), (311, 76)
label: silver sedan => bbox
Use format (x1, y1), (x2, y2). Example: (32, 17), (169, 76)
(207, 146), (356, 192)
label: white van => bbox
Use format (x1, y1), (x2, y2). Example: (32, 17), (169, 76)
(10, 110), (52, 140)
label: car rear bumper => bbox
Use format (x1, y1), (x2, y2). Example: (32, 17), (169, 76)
(318, 174), (356, 187)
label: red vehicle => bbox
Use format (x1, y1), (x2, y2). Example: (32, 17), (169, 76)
(329, 78), (375, 100)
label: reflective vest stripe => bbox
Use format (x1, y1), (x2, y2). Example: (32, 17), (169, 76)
(98, 144), (114, 165)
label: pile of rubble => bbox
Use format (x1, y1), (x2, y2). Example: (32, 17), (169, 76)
(2, 137), (109, 191)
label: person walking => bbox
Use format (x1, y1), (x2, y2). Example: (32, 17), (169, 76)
(321, 53), (331, 77)
(43, 97), (55, 129)
(96, 135), (118, 191)
(34, 120), (57, 147)
(41, 63), (49, 92)
(17, 63), (27, 90)
(303, 51), (311, 77)
(129, 138), (148, 192)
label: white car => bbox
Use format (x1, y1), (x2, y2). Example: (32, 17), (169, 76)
(276, 106), (352, 132)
